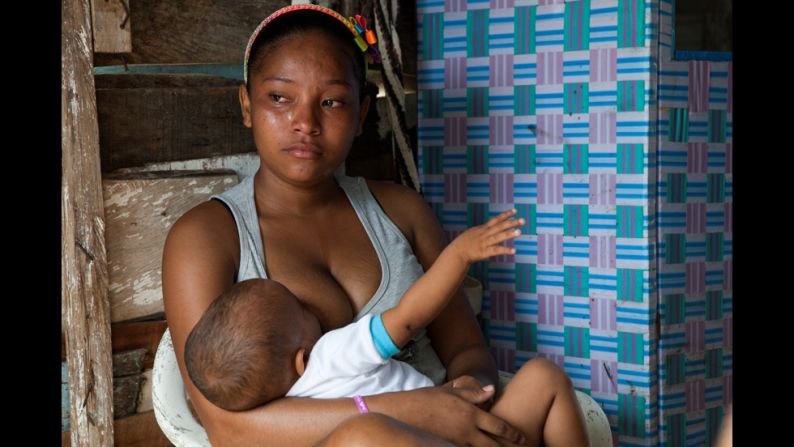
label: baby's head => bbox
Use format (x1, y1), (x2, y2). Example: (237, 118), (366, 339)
(185, 278), (321, 411)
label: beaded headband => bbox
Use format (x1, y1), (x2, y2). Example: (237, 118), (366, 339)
(243, 4), (380, 85)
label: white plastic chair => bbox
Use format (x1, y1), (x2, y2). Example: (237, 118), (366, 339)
(152, 329), (211, 447)
(153, 328), (613, 447)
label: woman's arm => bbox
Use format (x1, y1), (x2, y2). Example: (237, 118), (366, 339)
(367, 182), (501, 389)
(162, 202), (363, 446)
(164, 198), (523, 446)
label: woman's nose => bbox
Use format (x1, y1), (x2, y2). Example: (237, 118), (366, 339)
(291, 100), (321, 135)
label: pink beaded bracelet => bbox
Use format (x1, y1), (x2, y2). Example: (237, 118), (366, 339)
(353, 395), (369, 414)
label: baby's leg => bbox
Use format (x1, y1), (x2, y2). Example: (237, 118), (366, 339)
(490, 358), (590, 447)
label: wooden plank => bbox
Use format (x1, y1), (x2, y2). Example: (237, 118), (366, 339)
(66, 411), (172, 447)
(136, 369), (154, 413)
(113, 348), (147, 377)
(111, 320), (168, 370)
(95, 74), (255, 172)
(94, 0), (289, 66)
(114, 411), (173, 447)
(62, 0), (115, 445)
(104, 170), (238, 322)
(91, 0), (132, 53)
(114, 375), (143, 419)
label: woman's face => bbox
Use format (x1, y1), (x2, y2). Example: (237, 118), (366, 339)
(240, 30), (370, 186)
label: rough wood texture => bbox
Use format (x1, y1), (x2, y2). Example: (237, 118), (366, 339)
(92, 0), (132, 53)
(96, 73), (255, 172)
(111, 320), (168, 370)
(113, 348), (147, 377)
(114, 375), (143, 419)
(62, 0), (116, 444)
(64, 411), (172, 447)
(94, 0), (288, 66)
(136, 369), (154, 413)
(104, 170), (238, 322)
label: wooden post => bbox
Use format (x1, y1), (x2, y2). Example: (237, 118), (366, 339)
(91, 0), (132, 53)
(63, 0), (115, 445)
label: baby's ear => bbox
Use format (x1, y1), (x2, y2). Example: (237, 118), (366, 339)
(294, 348), (308, 376)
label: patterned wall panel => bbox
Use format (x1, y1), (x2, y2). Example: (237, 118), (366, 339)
(655, 1), (732, 446)
(418, 1), (659, 445)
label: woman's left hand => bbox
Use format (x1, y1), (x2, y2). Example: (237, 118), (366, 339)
(444, 375), (495, 411)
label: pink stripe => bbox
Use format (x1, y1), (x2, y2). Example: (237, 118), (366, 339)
(555, 52), (563, 84)
(608, 174), (616, 205)
(555, 173), (563, 204)
(688, 61), (710, 112)
(608, 49), (616, 81)
(687, 203), (705, 233)
(724, 317), (732, 348)
(630, 0), (636, 48)
(608, 300), (615, 330)
(590, 50), (599, 82)
(724, 203), (732, 233)
(607, 112), (616, 144)
(629, 269), (636, 301)
(555, 235), (563, 264)
(699, 263), (705, 294)
(724, 259), (732, 291)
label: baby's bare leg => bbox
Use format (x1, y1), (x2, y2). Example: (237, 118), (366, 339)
(490, 358), (590, 447)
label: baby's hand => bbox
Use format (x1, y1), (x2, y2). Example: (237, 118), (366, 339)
(449, 209), (523, 264)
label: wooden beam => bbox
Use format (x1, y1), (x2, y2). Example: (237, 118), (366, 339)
(94, 0), (289, 66)
(92, 0), (132, 53)
(95, 74), (254, 172)
(62, 0), (115, 444)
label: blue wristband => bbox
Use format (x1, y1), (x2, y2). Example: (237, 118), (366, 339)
(370, 314), (399, 360)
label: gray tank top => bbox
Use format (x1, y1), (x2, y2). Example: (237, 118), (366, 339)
(211, 174), (447, 385)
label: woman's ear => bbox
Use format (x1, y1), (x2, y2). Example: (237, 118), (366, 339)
(239, 84), (253, 128)
(355, 94), (371, 136)
(294, 348), (308, 376)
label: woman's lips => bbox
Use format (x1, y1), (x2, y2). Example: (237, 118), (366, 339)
(285, 143), (322, 159)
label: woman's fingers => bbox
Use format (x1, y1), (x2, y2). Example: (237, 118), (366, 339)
(484, 209), (518, 227)
(476, 411), (527, 446)
(448, 383), (496, 406)
(468, 431), (503, 447)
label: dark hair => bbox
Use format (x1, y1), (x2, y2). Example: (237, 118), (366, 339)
(184, 279), (296, 411)
(246, 10), (367, 99)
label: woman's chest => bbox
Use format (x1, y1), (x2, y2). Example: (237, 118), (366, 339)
(258, 213), (385, 331)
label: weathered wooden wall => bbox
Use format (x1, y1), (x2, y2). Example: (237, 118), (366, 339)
(63, 0), (116, 444)
(96, 74), (254, 172)
(92, 0), (132, 53)
(104, 170), (238, 322)
(94, 0), (290, 66)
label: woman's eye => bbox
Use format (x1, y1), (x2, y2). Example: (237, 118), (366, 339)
(322, 99), (343, 108)
(270, 94), (287, 103)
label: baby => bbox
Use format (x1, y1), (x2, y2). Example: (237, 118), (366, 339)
(184, 209), (523, 411)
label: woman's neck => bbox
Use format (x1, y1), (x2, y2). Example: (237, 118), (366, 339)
(253, 169), (342, 218)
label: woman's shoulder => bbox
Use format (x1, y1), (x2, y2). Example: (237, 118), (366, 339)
(363, 179), (441, 246)
(165, 200), (239, 264)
